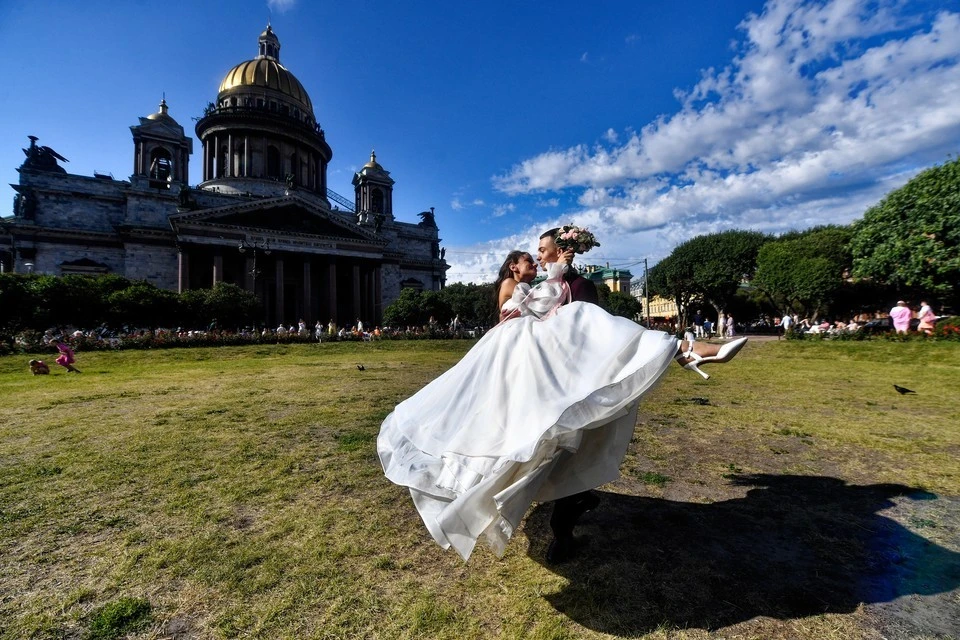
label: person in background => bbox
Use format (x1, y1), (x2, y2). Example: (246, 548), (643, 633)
(781, 312), (794, 338)
(29, 359), (50, 375)
(54, 341), (80, 373)
(917, 301), (937, 336)
(890, 300), (913, 334)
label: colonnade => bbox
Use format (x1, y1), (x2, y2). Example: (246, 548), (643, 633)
(178, 247), (381, 327)
(201, 134), (326, 193)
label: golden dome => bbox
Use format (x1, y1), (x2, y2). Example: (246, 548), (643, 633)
(218, 58), (314, 115)
(146, 98), (178, 123)
(363, 150), (383, 170)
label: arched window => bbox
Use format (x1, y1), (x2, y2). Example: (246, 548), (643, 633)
(371, 188), (383, 214)
(266, 145), (280, 178)
(149, 147), (173, 182)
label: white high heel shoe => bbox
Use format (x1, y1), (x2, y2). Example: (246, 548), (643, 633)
(676, 333), (748, 380)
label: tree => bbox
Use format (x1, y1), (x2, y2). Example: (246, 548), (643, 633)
(203, 282), (261, 328)
(382, 288), (425, 328)
(603, 290), (642, 320)
(108, 282), (180, 328)
(852, 157), (960, 304)
(647, 230), (769, 330)
(678, 230), (769, 315)
(439, 282), (497, 327)
(647, 252), (699, 332)
(0, 274), (36, 332)
(753, 225), (853, 319)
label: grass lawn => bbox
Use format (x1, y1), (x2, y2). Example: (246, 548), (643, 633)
(1, 339), (958, 639)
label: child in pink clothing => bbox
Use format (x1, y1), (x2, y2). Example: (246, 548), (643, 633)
(55, 342), (81, 373)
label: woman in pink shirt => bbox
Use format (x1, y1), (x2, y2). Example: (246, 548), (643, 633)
(889, 301), (913, 334)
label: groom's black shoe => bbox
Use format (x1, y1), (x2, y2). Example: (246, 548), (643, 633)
(546, 534), (577, 564)
(546, 491), (601, 563)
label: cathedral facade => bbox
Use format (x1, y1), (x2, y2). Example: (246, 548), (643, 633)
(1, 26), (448, 327)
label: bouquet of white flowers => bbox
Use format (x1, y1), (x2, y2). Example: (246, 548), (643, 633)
(554, 225), (600, 254)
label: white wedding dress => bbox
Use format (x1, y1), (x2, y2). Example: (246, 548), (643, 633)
(377, 263), (680, 560)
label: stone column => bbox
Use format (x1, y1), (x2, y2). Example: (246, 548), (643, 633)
(177, 250), (189, 293)
(214, 135), (220, 177)
(364, 269), (373, 322)
(275, 256), (285, 325)
(327, 260), (337, 324)
(244, 136), (251, 178)
(212, 252), (223, 286)
(302, 258), (312, 323)
(352, 263), (361, 323)
(226, 134), (233, 177)
(374, 266), (382, 324)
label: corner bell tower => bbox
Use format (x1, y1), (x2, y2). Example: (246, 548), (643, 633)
(130, 98), (193, 190)
(352, 150), (395, 227)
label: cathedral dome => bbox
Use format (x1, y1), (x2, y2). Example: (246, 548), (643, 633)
(216, 25), (314, 117)
(145, 98), (179, 124)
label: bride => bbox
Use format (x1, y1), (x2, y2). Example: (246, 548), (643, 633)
(378, 246), (746, 561)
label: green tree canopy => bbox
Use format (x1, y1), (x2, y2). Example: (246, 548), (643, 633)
(647, 230), (769, 328)
(438, 282), (496, 327)
(647, 252), (698, 331)
(851, 157), (960, 303)
(753, 225), (853, 319)
(382, 288), (452, 328)
(602, 290), (643, 320)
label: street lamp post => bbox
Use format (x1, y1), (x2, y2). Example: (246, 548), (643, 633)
(238, 238), (271, 329)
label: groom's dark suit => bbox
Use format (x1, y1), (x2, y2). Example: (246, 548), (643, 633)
(565, 271), (599, 306)
(548, 270), (601, 562)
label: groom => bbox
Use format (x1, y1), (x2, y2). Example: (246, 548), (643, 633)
(537, 227), (601, 563)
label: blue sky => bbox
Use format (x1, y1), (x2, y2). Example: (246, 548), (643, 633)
(2, 0), (958, 283)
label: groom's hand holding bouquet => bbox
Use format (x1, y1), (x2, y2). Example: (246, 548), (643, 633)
(554, 225), (600, 255)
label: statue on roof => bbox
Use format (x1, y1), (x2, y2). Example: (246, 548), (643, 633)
(417, 207), (437, 228)
(21, 136), (68, 173)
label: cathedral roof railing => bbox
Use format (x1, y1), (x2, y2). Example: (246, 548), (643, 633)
(194, 104), (326, 142)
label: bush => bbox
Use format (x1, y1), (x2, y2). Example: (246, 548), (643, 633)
(933, 316), (960, 339)
(108, 283), (180, 328)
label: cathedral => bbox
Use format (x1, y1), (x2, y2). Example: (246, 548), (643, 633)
(1, 26), (449, 327)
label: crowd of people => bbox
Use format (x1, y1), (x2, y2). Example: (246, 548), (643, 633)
(773, 299), (942, 337)
(11, 318), (485, 359)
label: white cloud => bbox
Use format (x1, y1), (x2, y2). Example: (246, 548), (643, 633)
(452, 197), (485, 211)
(267, 0), (296, 13)
(603, 128), (618, 143)
(482, 0), (960, 281)
(491, 203), (516, 218)
(536, 198), (560, 208)
(626, 34), (641, 44)
(580, 52), (589, 63)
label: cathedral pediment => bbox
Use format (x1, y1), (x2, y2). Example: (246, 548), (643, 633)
(170, 194), (380, 244)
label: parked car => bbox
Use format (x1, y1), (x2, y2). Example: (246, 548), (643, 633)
(861, 317), (920, 333)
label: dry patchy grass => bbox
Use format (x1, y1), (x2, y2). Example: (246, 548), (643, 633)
(1, 339), (958, 639)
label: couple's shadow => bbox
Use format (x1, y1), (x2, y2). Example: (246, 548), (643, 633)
(524, 474), (960, 636)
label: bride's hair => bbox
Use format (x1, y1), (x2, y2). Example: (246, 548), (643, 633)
(492, 250), (529, 317)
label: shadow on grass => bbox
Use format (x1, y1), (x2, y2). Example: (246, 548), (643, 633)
(525, 475), (960, 636)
